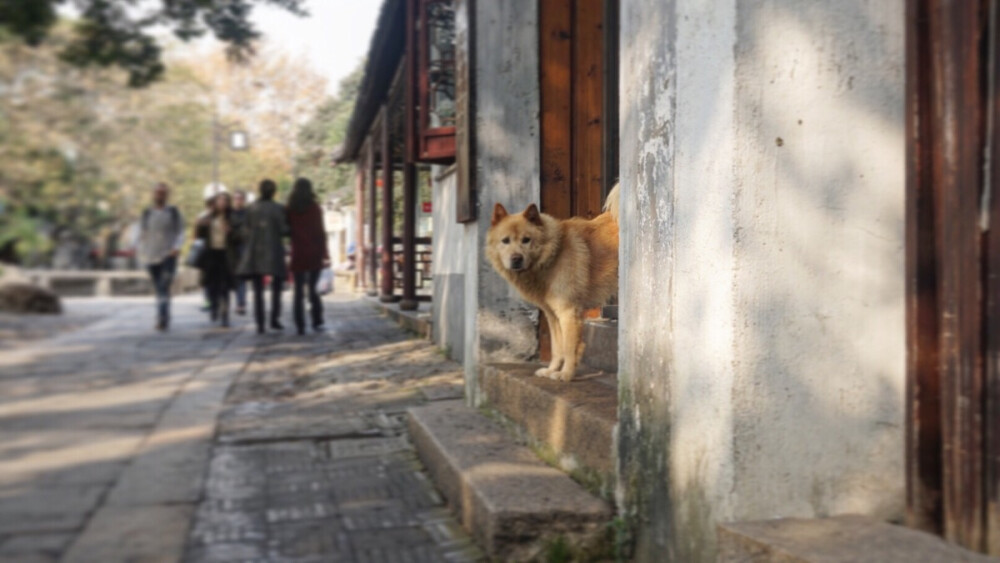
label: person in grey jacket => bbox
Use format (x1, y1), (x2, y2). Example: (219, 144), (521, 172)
(237, 179), (288, 334)
(138, 182), (185, 331)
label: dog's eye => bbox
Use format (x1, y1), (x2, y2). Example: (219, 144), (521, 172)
(502, 237), (510, 244)
(521, 237), (531, 244)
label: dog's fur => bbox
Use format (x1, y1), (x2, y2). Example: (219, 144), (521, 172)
(486, 185), (619, 381)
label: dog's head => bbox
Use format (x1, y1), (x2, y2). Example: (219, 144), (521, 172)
(486, 202), (550, 273)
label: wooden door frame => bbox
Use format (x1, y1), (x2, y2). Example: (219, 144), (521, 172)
(905, 0), (1000, 553)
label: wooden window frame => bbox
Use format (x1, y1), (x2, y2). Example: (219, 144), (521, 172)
(408, 0), (457, 164)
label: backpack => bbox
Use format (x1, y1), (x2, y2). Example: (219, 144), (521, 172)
(142, 206), (180, 233)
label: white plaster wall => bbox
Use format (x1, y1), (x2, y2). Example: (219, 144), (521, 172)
(670, 0), (739, 554)
(431, 168), (470, 363)
(469, 0), (542, 393)
(618, 0), (905, 560)
(728, 0), (905, 521)
(431, 170), (467, 277)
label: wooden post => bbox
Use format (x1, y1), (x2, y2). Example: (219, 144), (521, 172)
(355, 159), (366, 291)
(367, 136), (378, 296)
(906, 0), (991, 551)
(400, 2), (418, 311)
(400, 161), (418, 310)
(983, 1), (1000, 554)
(905, 0), (943, 535)
(379, 105), (398, 303)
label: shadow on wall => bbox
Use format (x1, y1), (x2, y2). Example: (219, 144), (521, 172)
(618, 0), (905, 561)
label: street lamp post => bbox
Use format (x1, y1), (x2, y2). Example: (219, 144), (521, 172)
(211, 108), (250, 187)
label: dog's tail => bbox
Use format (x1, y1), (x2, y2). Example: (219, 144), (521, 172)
(603, 183), (620, 223)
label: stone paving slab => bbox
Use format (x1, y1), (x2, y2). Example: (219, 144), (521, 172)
(63, 504), (195, 563)
(0, 293), (484, 562)
(183, 295), (483, 563)
(0, 296), (248, 562)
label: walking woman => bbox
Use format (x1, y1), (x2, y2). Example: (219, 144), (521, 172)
(194, 191), (241, 327)
(287, 177), (330, 335)
(238, 179), (288, 334)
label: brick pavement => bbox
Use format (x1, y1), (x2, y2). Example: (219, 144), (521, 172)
(185, 294), (481, 562)
(0, 295), (250, 562)
(0, 291), (481, 562)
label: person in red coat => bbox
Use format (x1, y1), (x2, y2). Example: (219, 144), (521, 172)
(286, 177), (330, 335)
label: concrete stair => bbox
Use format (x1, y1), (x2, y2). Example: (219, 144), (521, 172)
(718, 515), (997, 562)
(407, 400), (612, 560)
(480, 364), (618, 496)
(581, 318), (617, 373)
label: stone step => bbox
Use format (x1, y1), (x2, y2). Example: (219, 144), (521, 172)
(582, 318), (617, 373)
(407, 400), (612, 561)
(718, 515), (997, 562)
(480, 363), (618, 496)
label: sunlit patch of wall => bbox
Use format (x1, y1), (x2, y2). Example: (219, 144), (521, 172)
(617, 0), (905, 561)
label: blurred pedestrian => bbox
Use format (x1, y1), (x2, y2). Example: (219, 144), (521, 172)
(137, 182), (185, 331)
(231, 189), (249, 316)
(238, 179), (288, 334)
(195, 192), (241, 327)
(195, 184), (226, 312)
(287, 177), (329, 335)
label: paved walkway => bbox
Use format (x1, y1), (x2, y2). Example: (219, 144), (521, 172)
(0, 292), (481, 562)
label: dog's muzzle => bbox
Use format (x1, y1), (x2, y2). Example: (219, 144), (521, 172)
(510, 254), (525, 271)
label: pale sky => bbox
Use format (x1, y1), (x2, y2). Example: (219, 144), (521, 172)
(244, 1), (380, 95)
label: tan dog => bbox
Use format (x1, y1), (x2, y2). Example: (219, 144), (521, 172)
(486, 185), (620, 381)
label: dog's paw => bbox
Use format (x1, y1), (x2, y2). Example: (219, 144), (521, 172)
(553, 370), (575, 382)
(534, 367), (556, 378)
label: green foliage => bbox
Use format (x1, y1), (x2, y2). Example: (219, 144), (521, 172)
(0, 0), (307, 87)
(0, 206), (52, 266)
(294, 61), (364, 203)
(0, 21), (332, 265)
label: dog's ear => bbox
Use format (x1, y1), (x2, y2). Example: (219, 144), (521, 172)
(491, 203), (508, 226)
(524, 204), (543, 226)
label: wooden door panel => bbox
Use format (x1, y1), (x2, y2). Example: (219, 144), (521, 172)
(572, 0), (604, 219)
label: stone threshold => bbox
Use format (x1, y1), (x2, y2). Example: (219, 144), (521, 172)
(480, 363), (618, 498)
(718, 515), (997, 562)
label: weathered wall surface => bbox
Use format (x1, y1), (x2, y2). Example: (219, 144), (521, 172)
(466, 0), (542, 402)
(431, 168), (466, 363)
(618, 1), (905, 561)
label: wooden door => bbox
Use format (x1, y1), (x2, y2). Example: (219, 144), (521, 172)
(538, 0), (610, 361)
(540, 0), (605, 221)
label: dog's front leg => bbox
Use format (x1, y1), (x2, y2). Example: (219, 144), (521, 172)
(536, 307), (565, 378)
(553, 306), (583, 382)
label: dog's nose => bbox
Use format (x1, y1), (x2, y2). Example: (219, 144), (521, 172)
(510, 254), (524, 269)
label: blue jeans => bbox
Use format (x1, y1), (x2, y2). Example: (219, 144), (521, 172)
(147, 255), (177, 325)
(235, 278), (247, 309)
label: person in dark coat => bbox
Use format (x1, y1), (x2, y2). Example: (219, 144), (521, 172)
(287, 177), (330, 335)
(231, 189), (249, 315)
(195, 192), (241, 327)
(238, 179), (288, 334)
